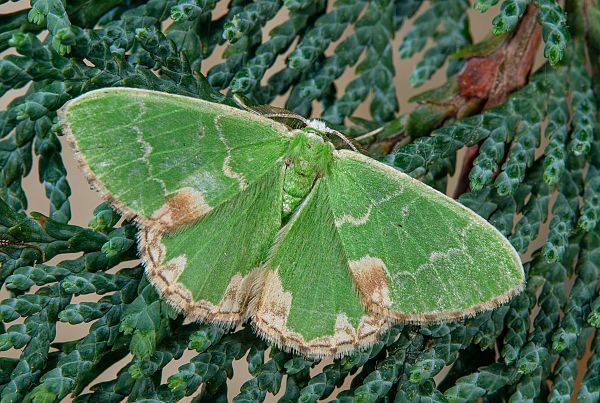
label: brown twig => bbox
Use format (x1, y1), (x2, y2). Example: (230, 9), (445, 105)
(0, 238), (46, 264)
(453, 5), (542, 197)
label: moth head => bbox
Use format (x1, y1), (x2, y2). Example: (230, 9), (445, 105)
(303, 119), (358, 152)
(287, 130), (334, 175)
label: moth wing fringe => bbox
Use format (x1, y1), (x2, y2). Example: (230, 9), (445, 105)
(250, 317), (391, 360)
(367, 280), (525, 326)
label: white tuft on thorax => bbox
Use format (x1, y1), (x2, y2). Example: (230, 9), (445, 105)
(307, 119), (331, 133)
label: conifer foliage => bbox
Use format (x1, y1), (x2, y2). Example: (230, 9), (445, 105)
(1, 0), (599, 401)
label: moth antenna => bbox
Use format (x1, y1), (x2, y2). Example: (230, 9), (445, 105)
(232, 93), (262, 115)
(232, 94), (310, 128)
(263, 112), (311, 125)
(0, 238), (46, 265)
(234, 94), (358, 151)
(327, 128), (359, 152)
(354, 127), (384, 142)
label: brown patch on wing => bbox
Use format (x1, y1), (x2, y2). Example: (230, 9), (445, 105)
(150, 187), (212, 232)
(138, 228), (252, 327)
(251, 270), (389, 358)
(348, 256), (392, 310)
(346, 253), (524, 325)
(252, 270), (293, 330)
(214, 273), (248, 314)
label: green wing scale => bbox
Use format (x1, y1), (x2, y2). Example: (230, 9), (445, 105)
(60, 88), (524, 357)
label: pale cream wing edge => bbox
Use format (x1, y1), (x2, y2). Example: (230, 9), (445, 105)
(250, 269), (392, 359)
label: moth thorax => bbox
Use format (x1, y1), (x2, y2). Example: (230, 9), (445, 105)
(281, 131), (333, 220)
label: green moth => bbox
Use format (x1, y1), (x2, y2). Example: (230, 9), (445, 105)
(58, 88), (524, 358)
